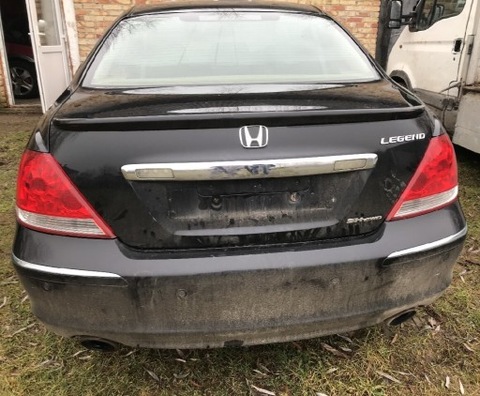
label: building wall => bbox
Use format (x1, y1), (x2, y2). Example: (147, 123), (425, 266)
(0, 11), (9, 107)
(0, 61), (7, 107)
(74, 0), (381, 61)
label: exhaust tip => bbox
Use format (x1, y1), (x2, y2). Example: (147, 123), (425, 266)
(386, 309), (416, 326)
(77, 337), (118, 352)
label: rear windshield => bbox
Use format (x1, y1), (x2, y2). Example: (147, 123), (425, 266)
(83, 11), (379, 87)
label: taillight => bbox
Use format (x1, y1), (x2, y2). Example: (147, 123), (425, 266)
(16, 150), (115, 238)
(387, 133), (458, 221)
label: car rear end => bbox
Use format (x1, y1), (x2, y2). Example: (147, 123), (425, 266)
(12, 4), (466, 349)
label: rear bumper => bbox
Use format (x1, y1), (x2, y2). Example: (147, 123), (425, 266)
(12, 205), (466, 348)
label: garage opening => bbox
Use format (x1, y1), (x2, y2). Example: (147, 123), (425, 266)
(0, 0), (41, 107)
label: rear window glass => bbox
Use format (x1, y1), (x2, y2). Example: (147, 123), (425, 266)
(83, 11), (379, 87)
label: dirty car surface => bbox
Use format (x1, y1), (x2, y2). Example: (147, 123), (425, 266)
(12, 1), (466, 349)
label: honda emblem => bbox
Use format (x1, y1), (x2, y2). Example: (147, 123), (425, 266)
(239, 125), (269, 149)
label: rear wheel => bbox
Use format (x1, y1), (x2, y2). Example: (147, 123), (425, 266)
(9, 59), (39, 99)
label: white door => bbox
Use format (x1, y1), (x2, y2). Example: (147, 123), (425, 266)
(388, 0), (475, 94)
(25, 0), (70, 112)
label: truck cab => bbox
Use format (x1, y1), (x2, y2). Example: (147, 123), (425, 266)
(387, 0), (480, 154)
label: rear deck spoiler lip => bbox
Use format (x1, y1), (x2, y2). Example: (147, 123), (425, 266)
(52, 105), (425, 131)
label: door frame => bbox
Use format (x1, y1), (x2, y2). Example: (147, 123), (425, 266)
(0, 7), (15, 107)
(61, 0), (80, 72)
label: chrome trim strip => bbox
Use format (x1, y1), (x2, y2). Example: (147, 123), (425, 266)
(387, 227), (467, 259)
(121, 154), (378, 181)
(12, 254), (122, 279)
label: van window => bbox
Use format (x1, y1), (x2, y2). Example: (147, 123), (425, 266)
(417, 0), (467, 30)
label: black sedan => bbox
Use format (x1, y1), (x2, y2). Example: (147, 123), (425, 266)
(12, 1), (466, 350)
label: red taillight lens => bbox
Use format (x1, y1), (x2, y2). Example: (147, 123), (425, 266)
(387, 134), (458, 221)
(16, 150), (115, 238)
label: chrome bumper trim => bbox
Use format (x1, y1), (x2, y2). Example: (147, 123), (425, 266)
(121, 154), (378, 181)
(12, 254), (122, 279)
(387, 227), (467, 259)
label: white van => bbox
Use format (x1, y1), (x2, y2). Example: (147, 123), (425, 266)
(387, 0), (480, 154)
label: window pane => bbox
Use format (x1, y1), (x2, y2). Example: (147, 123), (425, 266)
(84, 11), (379, 87)
(36, 0), (60, 46)
(418, 0), (467, 30)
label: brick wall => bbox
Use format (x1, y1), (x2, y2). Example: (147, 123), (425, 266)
(74, 0), (381, 60)
(314, 0), (380, 53)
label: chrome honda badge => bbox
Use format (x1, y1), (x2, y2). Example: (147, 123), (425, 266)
(239, 125), (269, 149)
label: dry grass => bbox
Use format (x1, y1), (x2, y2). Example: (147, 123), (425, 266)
(0, 112), (479, 396)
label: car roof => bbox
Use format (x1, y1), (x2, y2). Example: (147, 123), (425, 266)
(128, 0), (322, 17)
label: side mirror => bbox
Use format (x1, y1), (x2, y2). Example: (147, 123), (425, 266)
(388, 0), (403, 29)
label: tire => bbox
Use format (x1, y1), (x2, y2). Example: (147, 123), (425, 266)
(9, 59), (39, 99)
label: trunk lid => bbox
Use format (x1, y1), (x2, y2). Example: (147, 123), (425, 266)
(50, 81), (430, 249)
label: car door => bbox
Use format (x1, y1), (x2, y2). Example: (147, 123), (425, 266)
(388, 0), (475, 95)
